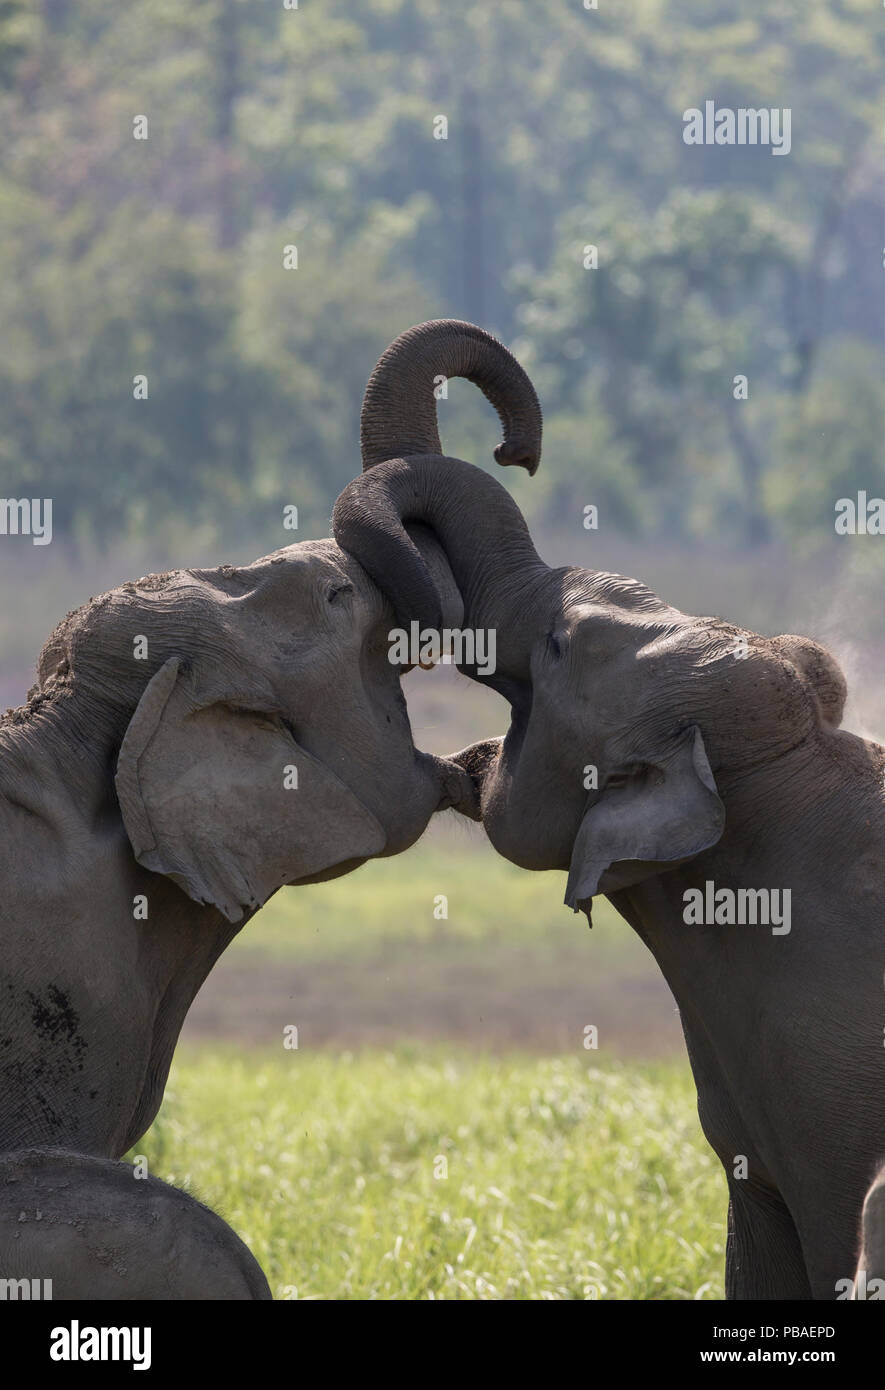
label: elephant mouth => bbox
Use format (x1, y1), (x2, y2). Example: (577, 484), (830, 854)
(443, 674), (531, 822)
(432, 753), (484, 821)
(445, 739), (504, 819)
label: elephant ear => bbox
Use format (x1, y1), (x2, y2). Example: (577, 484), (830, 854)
(564, 726), (725, 917)
(115, 657), (385, 923)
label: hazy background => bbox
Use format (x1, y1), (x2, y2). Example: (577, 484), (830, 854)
(3, 0), (885, 1058)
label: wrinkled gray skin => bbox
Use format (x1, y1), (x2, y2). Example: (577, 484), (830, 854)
(1, 533), (471, 1158)
(0, 530), (474, 1297)
(334, 319), (885, 1300)
(0, 1149), (270, 1299)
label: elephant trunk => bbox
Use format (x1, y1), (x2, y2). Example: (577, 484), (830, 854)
(360, 319), (543, 474)
(332, 454), (550, 678)
(335, 320), (551, 679)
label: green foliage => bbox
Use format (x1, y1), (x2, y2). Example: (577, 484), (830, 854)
(0, 0), (32, 89)
(1, 0), (884, 549)
(765, 340), (885, 540)
(132, 1047), (725, 1299)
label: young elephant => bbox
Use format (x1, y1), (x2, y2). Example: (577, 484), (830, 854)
(0, 1149), (270, 1300)
(334, 319), (885, 1301)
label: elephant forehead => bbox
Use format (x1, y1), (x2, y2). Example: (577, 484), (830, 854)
(34, 542), (385, 712)
(188, 542), (379, 623)
(634, 618), (739, 665)
(562, 567), (672, 616)
(559, 602), (684, 662)
(635, 621), (821, 753)
(192, 541), (345, 599)
(631, 621), (777, 703)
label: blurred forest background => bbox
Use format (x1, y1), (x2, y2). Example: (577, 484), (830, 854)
(2, 1), (885, 1063)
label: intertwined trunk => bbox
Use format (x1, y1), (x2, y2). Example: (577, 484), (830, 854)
(333, 320), (552, 678)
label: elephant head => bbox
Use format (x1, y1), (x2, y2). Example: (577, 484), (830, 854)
(332, 320), (849, 913)
(31, 535), (477, 924)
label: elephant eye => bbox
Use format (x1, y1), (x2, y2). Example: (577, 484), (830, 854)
(605, 771), (632, 791)
(327, 582), (354, 605)
(546, 630), (563, 659)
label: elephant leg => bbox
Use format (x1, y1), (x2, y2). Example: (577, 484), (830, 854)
(725, 1186), (812, 1300)
(0, 1148), (271, 1300)
(799, 1209), (871, 1301)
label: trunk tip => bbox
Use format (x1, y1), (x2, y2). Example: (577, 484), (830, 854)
(494, 438), (540, 475)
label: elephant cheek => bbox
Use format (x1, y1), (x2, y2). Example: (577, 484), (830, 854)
(482, 749), (582, 872)
(377, 757), (447, 856)
(480, 781), (548, 871)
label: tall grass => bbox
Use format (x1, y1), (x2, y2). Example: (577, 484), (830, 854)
(132, 1047), (726, 1300)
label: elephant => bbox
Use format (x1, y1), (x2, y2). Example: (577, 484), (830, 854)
(1, 524), (478, 1296)
(333, 318), (885, 1300)
(0, 1148), (270, 1300)
(1, 532), (477, 1159)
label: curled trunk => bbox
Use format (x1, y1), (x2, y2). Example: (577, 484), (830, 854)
(360, 319), (543, 474)
(334, 321), (550, 677)
(333, 453), (547, 650)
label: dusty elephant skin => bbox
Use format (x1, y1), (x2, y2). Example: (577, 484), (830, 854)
(0, 1148), (270, 1300)
(0, 530), (480, 1302)
(0, 536), (477, 1160)
(334, 319), (885, 1301)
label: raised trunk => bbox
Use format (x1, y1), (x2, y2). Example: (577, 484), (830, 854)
(336, 320), (550, 680)
(360, 320), (542, 474)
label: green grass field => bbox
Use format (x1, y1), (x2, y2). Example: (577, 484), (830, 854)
(235, 820), (634, 963)
(183, 825), (685, 1055)
(130, 1048), (726, 1300)
(163, 825), (721, 1299)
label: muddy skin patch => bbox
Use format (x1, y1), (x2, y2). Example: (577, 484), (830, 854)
(27, 984), (87, 1064)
